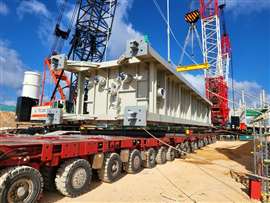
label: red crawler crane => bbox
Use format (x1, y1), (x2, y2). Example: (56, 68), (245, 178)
(200, 0), (231, 127)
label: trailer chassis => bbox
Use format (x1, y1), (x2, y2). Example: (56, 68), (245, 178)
(0, 132), (216, 202)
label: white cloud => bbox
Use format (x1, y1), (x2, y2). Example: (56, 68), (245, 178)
(0, 40), (26, 89)
(37, 17), (55, 47)
(107, 0), (143, 59)
(15, 0), (142, 59)
(231, 80), (270, 107)
(181, 73), (205, 95)
(59, 0), (143, 59)
(219, 0), (270, 15)
(17, 0), (49, 19)
(0, 2), (8, 15)
(16, 1), (54, 47)
(1, 100), (16, 106)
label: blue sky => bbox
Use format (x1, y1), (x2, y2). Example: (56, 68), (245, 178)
(0, 0), (269, 107)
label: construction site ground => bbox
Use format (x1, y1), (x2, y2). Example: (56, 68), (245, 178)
(0, 112), (16, 128)
(41, 141), (258, 203)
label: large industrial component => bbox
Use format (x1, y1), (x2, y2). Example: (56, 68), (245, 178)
(200, 0), (230, 126)
(50, 39), (212, 128)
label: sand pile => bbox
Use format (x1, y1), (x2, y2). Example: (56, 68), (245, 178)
(0, 112), (16, 128)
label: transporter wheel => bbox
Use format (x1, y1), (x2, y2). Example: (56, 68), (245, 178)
(156, 147), (167, 164)
(201, 139), (206, 147)
(125, 149), (142, 174)
(190, 142), (196, 153)
(179, 143), (187, 156)
(166, 147), (175, 161)
(208, 137), (213, 144)
(0, 166), (43, 203)
(55, 159), (92, 197)
(212, 136), (217, 143)
(202, 139), (206, 147)
(143, 148), (156, 168)
(175, 144), (181, 158)
(204, 137), (208, 145)
(193, 141), (198, 150)
(197, 140), (201, 149)
(185, 141), (191, 153)
(98, 153), (122, 183)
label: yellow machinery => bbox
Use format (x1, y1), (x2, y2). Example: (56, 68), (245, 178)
(176, 63), (209, 72)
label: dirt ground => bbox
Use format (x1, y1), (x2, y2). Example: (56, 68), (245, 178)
(0, 112), (16, 128)
(41, 141), (258, 203)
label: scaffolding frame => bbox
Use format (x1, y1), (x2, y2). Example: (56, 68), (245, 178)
(253, 112), (270, 202)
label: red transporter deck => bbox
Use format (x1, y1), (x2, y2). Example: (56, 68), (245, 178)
(0, 133), (214, 168)
(0, 133), (216, 202)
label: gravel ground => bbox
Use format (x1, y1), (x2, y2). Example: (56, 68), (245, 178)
(41, 141), (258, 203)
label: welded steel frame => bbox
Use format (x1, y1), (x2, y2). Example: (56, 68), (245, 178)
(67, 0), (118, 104)
(200, 0), (229, 126)
(201, 15), (223, 79)
(68, 0), (117, 62)
(253, 121), (270, 200)
(205, 76), (229, 126)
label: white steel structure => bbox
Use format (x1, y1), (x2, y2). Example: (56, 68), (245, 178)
(49, 39), (212, 127)
(200, 0), (230, 126)
(201, 15), (224, 80)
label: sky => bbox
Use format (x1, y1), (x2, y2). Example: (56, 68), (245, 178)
(0, 0), (269, 108)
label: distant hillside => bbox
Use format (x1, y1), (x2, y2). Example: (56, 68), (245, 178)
(0, 104), (16, 112)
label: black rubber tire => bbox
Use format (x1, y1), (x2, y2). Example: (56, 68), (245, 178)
(0, 166), (43, 203)
(125, 149), (142, 174)
(143, 148), (156, 168)
(202, 138), (206, 147)
(198, 140), (203, 149)
(212, 136), (217, 143)
(179, 143), (187, 156)
(175, 144), (181, 158)
(200, 140), (204, 148)
(197, 140), (201, 149)
(40, 166), (56, 191)
(185, 141), (191, 153)
(166, 147), (175, 161)
(208, 137), (213, 144)
(98, 153), (122, 183)
(204, 137), (208, 145)
(190, 142), (195, 153)
(156, 147), (167, 164)
(55, 159), (92, 197)
(194, 141), (198, 150)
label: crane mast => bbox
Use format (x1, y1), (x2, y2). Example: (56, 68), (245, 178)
(68, 0), (117, 62)
(200, 0), (230, 126)
(67, 0), (117, 104)
(41, 0), (118, 107)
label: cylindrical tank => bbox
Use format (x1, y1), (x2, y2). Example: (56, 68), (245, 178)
(21, 71), (41, 100)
